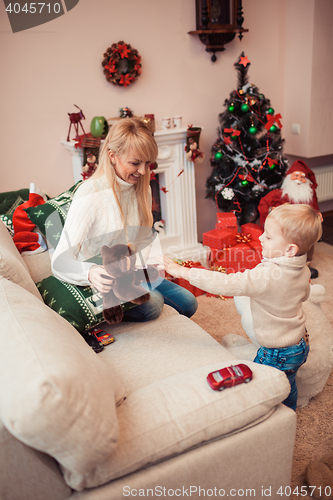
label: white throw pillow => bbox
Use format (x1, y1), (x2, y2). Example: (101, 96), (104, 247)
(0, 219), (42, 300)
(0, 277), (122, 474)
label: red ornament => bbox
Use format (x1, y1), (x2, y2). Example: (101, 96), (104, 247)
(265, 113), (283, 131)
(239, 172), (254, 183)
(267, 158), (278, 168)
(224, 127), (241, 137)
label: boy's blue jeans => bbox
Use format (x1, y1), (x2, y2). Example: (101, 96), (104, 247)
(253, 336), (309, 411)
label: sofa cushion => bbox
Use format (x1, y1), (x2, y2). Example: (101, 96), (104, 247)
(22, 249), (53, 283)
(36, 274), (137, 333)
(0, 220), (42, 300)
(0, 277), (123, 474)
(62, 359), (291, 490)
(24, 181), (83, 248)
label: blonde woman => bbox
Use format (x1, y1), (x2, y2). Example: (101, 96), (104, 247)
(52, 118), (197, 324)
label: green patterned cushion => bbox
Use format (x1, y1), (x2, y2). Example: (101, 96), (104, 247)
(0, 188), (29, 206)
(0, 195), (25, 236)
(36, 275), (136, 333)
(25, 181), (83, 249)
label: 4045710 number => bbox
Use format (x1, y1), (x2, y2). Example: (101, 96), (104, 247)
(5, 3), (61, 14)
(277, 485), (332, 497)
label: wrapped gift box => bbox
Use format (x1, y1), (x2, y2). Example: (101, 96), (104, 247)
(206, 264), (233, 299)
(172, 260), (206, 297)
(241, 222), (263, 240)
(177, 278), (206, 297)
(210, 241), (262, 274)
(216, 212), (238, 230)
(203, 228), (237, 250)
(204, 220), (263, 276)
(164, 271), (179, 284)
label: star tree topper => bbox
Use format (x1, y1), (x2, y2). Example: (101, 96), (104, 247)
(239, 55), (250, 67)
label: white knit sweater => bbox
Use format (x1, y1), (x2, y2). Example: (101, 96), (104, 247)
(189, 255), (310, 348)
(51, 174), (143, 286)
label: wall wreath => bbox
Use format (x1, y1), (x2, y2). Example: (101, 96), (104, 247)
(102, 41), (141, 88)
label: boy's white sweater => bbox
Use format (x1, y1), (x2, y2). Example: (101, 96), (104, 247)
(189, 255), (310, 348)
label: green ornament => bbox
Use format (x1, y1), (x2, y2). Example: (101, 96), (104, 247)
(214, 151), (223, 160)
(269, 124), (278, 133)
(259, 94), (265, 100)
(268, 163), (276, 170)
(228, 104), (235, 112)
(249, 126), (257, 135)
(241, 103), (250, 112)
(90, 116), (109, 138)
(241, 180), (249, 186)
(267, 107), (274, 115)
(231, 135), (239, 141)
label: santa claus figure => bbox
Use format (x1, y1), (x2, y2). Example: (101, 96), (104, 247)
(82, 151), (97, 180)
(258, 160), (322, 278)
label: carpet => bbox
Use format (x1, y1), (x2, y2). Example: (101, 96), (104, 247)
(190, 249), (333, 499)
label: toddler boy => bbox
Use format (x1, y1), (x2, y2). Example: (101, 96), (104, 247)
(161, 204), (322, 410)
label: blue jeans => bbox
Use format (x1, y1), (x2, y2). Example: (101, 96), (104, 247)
(253, 337), (309, 411)
(123, 278), (198, 322)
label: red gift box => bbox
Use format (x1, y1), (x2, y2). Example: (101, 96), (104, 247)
(207, 264), (233, 299)
(211, 242), (262, 273)
(174, 260), (206, 297)
(178, 278), (206, 297)
(204, 220), (263, 274)
(240, 222), (263, 240)
(164, 271), (179, 284)
(216, 212), (238, 230)
(203, 228), (237, 250)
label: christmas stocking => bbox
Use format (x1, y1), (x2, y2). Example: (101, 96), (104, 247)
(185, 126), (205, 164)
(12, 191), (47, 254)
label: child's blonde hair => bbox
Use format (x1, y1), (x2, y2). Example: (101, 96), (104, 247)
(93, 117), (158, 227)
(267, 204), (322, 255)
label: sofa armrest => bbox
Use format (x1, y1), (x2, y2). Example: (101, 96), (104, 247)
(0, 424), (72, 500)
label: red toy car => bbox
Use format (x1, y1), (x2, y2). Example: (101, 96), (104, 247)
(90, 328), (114, 346)
(207, 364), (253, 391)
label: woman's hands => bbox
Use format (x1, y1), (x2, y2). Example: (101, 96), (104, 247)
(88, 265), (114, 294)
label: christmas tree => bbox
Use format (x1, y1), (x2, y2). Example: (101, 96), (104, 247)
(206, 53), (288, 226)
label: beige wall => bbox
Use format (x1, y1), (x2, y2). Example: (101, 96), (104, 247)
(283, 0), (333, 157)
(0, 0), (331, 239)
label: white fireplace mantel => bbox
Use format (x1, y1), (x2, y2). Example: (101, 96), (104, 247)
(61, 127), (206, 262)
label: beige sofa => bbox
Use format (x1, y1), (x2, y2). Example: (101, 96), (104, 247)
(0, 219), (297, 500)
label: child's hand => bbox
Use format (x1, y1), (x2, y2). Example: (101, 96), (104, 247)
(157, 256), (190, 280)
